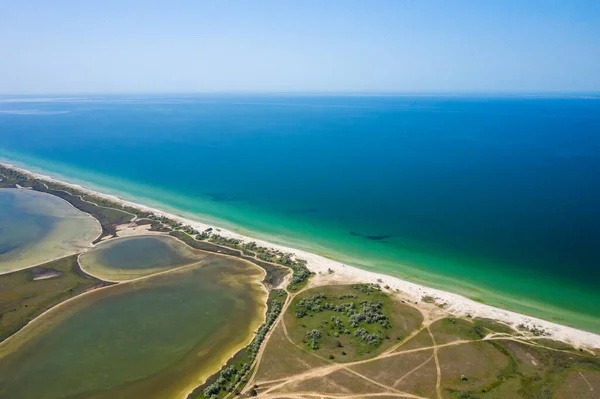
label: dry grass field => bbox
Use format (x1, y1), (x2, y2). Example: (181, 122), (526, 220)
(237, 282), (600, 399)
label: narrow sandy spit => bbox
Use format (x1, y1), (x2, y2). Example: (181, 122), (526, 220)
(3, 162), (600, 349)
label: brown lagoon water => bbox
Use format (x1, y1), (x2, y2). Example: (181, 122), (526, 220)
(0, 257), (266, 399)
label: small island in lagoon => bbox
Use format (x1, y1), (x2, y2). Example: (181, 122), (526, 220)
(1, 163), (599, 398)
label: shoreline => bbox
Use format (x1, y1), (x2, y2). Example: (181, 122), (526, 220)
(0, 187), (102, 276)
(2, 161), (600, 349)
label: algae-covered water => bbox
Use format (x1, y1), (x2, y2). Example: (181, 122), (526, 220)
(0, 188), (100, 273)
(79, 235), (209, 281)
(0, 258), (266, 399)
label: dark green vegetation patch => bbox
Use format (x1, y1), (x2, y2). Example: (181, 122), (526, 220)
(286, 284), (422, 362)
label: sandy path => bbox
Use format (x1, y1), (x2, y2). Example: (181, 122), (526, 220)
(427, 327), (442, 399)
(249, 286), (594, 399)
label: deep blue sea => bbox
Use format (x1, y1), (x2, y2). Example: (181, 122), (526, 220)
(1, 94), (599, 332)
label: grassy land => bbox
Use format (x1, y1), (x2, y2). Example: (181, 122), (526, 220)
(248, 285), (600, 399)
(0, 255), (111, 342)
(254, 320), (330, 382)
(285, 284), (423, 362)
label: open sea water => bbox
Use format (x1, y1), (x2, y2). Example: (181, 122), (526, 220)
(1, 94), (599, 332)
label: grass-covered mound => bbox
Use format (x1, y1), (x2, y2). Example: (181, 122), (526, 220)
(285, 284), (422, 362)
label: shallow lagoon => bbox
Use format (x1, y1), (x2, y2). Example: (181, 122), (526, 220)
(79, 235), (209, 281)
(0, 188), (101, 274)
(0, 257), (266, 399)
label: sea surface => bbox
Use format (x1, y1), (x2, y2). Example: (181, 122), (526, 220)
(1, 94), (599, 332)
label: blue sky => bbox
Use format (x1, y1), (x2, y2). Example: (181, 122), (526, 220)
(1, 1), (599, 93)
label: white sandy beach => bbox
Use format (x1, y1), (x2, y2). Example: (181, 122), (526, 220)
(3, 162), (600, 349)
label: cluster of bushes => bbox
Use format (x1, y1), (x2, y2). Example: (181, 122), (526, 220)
(239, 243), (310, 287)
(294, 289), (391, 352)
(305, 329), (322, 349)
(208, 234), (242, 247)
(248, 299), (283, 356)
(203, 236), (311, 288)
(202, 298), (284, 398)
(352, 300), (390, 328)
(517, 323), (549, 337)
(354, 328), (383, 346)
(180, 225), (198, 236)
(331, 316), (344, 330)
(195, 231), (210, 240)
(351, 283), (381, 294)
(276, 254), (310, 286)
(295, 294), (327, 317)
(146, 214), (184, 230)
(203, 365), (244, 398)
(0, 165), (27, 181)
(337, 294), (358, 300)
(296, 295), (389, 330)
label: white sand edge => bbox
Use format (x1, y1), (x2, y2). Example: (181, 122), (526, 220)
(2, 162), (599, 349)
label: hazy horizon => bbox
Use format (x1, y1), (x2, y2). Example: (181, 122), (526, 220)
(2, 1), (599, 94)
(1, 91), (600, 97)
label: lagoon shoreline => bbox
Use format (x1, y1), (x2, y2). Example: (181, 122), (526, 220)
(2, 161), (600, 349)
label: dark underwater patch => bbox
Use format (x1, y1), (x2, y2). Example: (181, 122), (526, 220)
(350, 232), (392, 241)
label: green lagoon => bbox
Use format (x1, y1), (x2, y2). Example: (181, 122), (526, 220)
(0, 257), (267, 399)
(79, 235), (209, 281)
(0, 188), (101, 274)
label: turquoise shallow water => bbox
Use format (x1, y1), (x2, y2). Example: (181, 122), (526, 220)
(0, 190), (54, 256)
(0, 188), (100, 273)
(1, 94), (599, 332)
